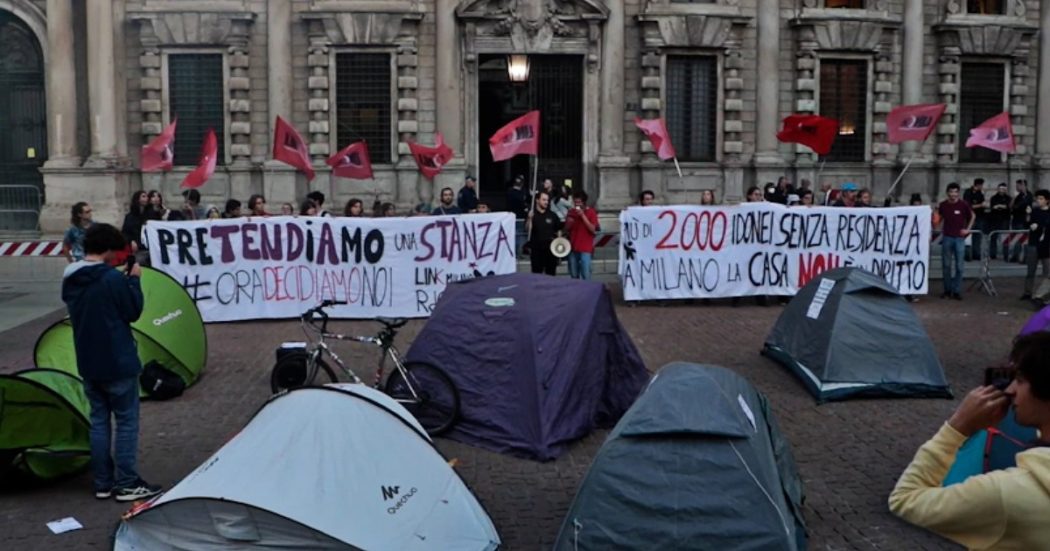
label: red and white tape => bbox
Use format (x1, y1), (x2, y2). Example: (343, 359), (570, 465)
(0, 241), (63, 257)
(593, 233), (620, 248)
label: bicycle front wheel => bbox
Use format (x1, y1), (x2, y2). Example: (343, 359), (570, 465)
(383, 362), (460, 436)
(270, 352), (338, 394)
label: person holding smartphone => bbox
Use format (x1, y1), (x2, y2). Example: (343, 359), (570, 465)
(564, 190), (598, 280)
(62, 224), (162, 502)
(889, 332), (1050, 548)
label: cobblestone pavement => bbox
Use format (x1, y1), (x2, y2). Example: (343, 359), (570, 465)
(0, 278), (1033, 550)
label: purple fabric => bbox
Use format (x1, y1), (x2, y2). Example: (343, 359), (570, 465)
(1019, 305), (1050, 337)
(405, 273), (649, 461)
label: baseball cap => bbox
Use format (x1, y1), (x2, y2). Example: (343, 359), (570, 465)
(841, 182), (858, 191)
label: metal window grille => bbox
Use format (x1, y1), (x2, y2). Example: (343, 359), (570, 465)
(819, 59), (868, 162)
(958, 63), (1005, 163)
(168, 54), (225, 166)
(336, 53), (392, 164)
(665, 56), (717, 162)
(825, 0), (864, 8)
(967, 0), (1005, 14)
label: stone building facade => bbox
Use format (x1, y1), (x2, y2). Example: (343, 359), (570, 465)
(0, 0), (1046, 234)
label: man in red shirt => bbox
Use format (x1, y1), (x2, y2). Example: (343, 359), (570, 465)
(937, 182), (976, 300)
(564, 190), (599, 280)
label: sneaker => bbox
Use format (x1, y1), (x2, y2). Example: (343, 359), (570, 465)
(1021, 294), (1032, 300)
(115, 480), (162, 502)
(952, 293), (962, 301)
(94, 488), (112, 500)
(940, 292), (949, 299)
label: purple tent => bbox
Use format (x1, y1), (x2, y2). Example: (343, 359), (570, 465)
(406, 273), (649, 461)
(1019, 305), (1050, 337)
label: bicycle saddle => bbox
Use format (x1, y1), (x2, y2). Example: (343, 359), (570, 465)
(376, 317), (407, 329)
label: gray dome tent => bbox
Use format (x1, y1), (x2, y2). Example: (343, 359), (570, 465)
(554, 363), (806, 550)
(762, 267), (952, 402)
(114, 384), (499, 550)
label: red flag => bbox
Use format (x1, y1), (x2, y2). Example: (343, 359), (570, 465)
(887, 104), (945, 144)
(776, 114), (839, 156)
(634, 117), (677, 161)
(141, 118), (177, 172)
(488, 110), (540, 162)
(273, 116), (315, 181)
(409, 133), (454, 180)
(326, 141), (373, 180)
(180, 129), (217, 189)
(965, 112), (1016, 154)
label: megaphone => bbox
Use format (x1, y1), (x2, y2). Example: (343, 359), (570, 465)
(550, 237), (571, 258)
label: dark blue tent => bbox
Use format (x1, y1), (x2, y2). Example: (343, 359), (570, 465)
(554, 363), (807, 550)
(406, 273), (649, 461)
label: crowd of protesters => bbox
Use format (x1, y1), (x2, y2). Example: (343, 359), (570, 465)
(65, 174), (1043, 294)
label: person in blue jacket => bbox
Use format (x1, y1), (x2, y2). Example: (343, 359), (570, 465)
(61, 223), (162, 502)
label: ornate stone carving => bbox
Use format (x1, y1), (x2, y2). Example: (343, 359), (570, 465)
(457, 0), (607, 51)
(935, 24), (1034, 57)
(129, 12), (255, 48)
(300, 12), (424, 46)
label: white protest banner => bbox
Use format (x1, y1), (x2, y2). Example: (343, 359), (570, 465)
(619, 204), (930, 301)
(144, 214), (516, 322)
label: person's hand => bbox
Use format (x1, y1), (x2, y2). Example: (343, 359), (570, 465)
(1032, 223), (1039, 231)
(948, 386), (1010, 437)
(130, 242), (139, 253)
(960, 228), (970, 237)
(128, 263), (142, 278)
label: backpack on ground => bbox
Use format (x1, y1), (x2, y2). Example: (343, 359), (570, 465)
(139, 361), (186, 400)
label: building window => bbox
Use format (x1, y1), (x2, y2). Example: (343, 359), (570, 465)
(825, 0), (864, 8)
(819, 59), (868, 162)
(168, 54), (225, 166)
(958, 62), (1005, 163)
(967, 0), (1006, 14)
(335, 53), (392, 164)
(665, 56), (717, 162)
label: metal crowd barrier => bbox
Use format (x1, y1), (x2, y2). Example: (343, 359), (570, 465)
(0, 185), (43, 232)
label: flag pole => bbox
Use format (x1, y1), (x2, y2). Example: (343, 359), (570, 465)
(672, 156), (683, 179)
(815, 156), (827, 185)
(886, 154), (916, 201)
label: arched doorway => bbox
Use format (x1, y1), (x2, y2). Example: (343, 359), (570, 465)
(0, 10), (46, 230)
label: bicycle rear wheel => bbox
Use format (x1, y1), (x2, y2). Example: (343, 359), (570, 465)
(270, 352), (338, 394)
(383, 362), (460, 436)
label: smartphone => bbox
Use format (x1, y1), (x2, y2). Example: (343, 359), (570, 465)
(125, 252), (137, 274)
(984, 366), (1015, 391)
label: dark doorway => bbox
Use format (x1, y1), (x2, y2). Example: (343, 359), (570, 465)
(477, 54), (582, 211)
(0, 11), (47, 230)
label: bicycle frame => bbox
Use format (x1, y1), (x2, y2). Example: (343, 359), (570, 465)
(301, 315), (423, 402)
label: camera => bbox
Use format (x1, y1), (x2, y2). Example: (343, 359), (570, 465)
(984, 366), (1015, 391)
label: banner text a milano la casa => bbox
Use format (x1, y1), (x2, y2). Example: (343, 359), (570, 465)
(144, 214), (517, 322)
(619, 204), (931, 301)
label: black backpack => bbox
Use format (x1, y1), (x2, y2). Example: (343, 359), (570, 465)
(139, 361), (186, 400)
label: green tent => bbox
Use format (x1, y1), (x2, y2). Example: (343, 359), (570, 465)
(0, 368), (91, 482)
(34, 267), (207, 393)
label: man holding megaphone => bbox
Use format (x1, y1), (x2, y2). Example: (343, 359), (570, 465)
(526, 190), (563, 276)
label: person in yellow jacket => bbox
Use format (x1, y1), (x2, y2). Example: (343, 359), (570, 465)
(889, 332), (1050, 550)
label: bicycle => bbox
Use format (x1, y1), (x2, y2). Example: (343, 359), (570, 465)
(269, 299), (460, 436)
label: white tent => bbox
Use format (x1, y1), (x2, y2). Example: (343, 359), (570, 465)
(114, 384), (500, 550)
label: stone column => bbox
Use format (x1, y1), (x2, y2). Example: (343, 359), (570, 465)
(265, 0), (299, 204)
(754, 0), (781, 166)
(599, 1), (624, 155)
(45, 0), (78, 167)
(596, 5), (630, 212)
(267, 0), (293, 122)
(435, 0), (461, 153)
(85, 0), (118, 163)
(1037, 0), (1050, 160)
(1037, 2), (1050, 190)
